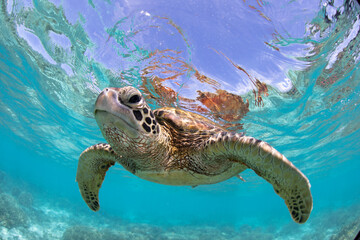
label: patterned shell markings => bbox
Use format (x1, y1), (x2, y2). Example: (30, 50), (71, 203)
(154, 107), (227, 149)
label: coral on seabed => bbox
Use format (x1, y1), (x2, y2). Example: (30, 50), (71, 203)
(126, 223), (162, 239)
(11, 187), (34, 208)
(62, 225), (103, 240)
(62, 225), (153, 240)
(17, 191), (34, 208)
(0, 193), (28, 228)
(330, 218), (360, 240)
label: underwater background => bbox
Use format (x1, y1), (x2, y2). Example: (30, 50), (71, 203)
(1, 0), (360, 239)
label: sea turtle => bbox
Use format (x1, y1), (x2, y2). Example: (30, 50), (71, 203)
(76, 86), (313, 223)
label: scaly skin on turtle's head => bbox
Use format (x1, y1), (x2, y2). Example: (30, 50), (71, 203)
(94, 87), (168, 162)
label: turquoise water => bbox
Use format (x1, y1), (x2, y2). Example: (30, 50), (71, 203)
(1, 0), (360, 239)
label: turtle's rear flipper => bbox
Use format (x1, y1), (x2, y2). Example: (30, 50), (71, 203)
(76, 143), (117, 211)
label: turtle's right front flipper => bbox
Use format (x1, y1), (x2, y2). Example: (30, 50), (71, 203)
(203, 133), (313, 223)
(231, 136), (313, 223)
(76, 143), (118, 211)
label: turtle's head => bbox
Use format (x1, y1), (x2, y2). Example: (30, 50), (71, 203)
(94, 87), (159, 141)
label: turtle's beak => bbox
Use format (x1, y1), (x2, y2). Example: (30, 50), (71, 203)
(95, 88), (118, 115)
(94, 88), (131, 117)
(94, 88), (139, 138)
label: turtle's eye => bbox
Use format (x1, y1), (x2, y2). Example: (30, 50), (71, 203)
(128, 94), (141, 104)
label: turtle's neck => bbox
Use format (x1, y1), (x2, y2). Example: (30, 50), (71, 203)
(104, 125), (171, 173)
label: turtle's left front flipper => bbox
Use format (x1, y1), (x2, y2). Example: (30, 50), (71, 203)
(205, 133), (313, 223)
(76, 143), (118, 211)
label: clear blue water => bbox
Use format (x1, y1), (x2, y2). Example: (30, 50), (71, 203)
(1, 0), (360, 239)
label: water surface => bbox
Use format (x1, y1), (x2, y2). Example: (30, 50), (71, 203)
(1, 0), (360, 239)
